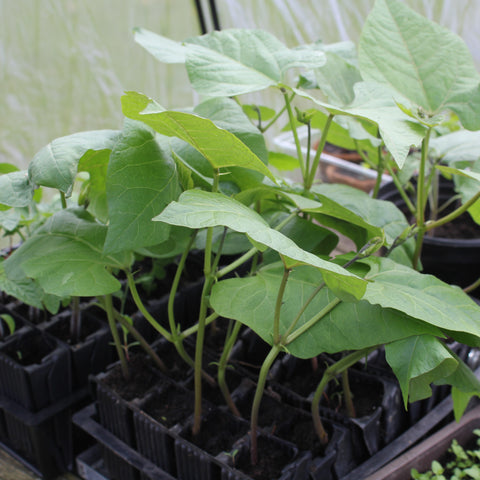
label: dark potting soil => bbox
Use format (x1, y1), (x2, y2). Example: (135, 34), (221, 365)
(3, 333), (54, 366)
(321, 372), (383, 418)
(235, 436), (292, 480)
(276, 416), (328, 458)
(281, 359), (328, 398)
(183, 411), (249, 456)
(142, 385), (194, 428)
(46, 315), (100, 345)
(429, 211), (480, 240)
(100, 354), (158, 401)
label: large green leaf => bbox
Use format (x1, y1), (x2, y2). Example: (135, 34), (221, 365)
(295, 82), (426, 168)
(359, 0), (480, 130)
(4, 208), (132, 297)
(210, 263), (442, 358)
(0, 171), (34, 208)
(121, 92), (275, 182)
(361, 256), (480, 344)
(385, 335), (458, 407)
(185, 29), (326, 97)
(154, 189), (366, 299)
(28, 130), (120, 196)
(103, 122), (180, 254)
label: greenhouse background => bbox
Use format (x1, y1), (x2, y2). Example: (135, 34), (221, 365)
(2, 0), (480, 170)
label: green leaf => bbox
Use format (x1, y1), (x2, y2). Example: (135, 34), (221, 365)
(0, 256), (60, 313)
(295, 82), (427, 168)
(133, 27), (187, 63)
(314, 50), (362, 106)
(135, 225), (193, 260)
(121, 92), (275, 182)
(154, 190), (366, 299)
(184, 29), (326, 96)
(242, 105), (276, 122)
(210, 263), (442, 358)
(385, 335), (458, 407)
(310, 184), (415, 264)
(77, 150), (110, 223)
(28, 130), (120, 196)
(0, 171), (34, 208)
(4, 208), (132, 297)
(0, 163), (19, 174)
(0, 313), (16, 336)
(268, 152), (300, 171)
(430, 130), (480, 164)
(194, 97), (268, 164)
(359, 0), (480, 130)
(361, 256), (480, 343)
(103, 122), (180, 254)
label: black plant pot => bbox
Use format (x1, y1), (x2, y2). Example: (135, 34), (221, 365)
(378, 178), (480, 295)
(41, 310), (114, 389)
(0, 327), (72, 411)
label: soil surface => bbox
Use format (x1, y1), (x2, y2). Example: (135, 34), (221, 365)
(100, 354), (158, 401)
(235, 436), (293, 480)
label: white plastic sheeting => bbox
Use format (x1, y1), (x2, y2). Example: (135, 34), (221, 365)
(2, 0), (479, 168)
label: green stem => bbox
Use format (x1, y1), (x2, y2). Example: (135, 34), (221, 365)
(385, 163), (416, 215)
(341, 369), (356, 418)
(217, 320), (242, 417)
(425, 190), (480, 233)
(168, 231), (197, 337)
(371, 133), (384, 199)
(192, 169), (220, 437)
(283, 89), (306, 183)
(285, 297), (342, 345)
(70, 296), (81, 343)
(250, 344), (282, 465)
(126, 271), (172, 342)
(306, 113), (334, 190)
(273, 268), (291, 344)
(180, 312), (219, 339)
(305, 122), (312, 177)
(260, 95), (292, 133)
(113, 310), (167, 374)
(464, 276), (480, 294)
(311, 347), (376, 444)
(104, 294), (129, 380)
(60, 191), (67, 209)
(413, 128), (432, 270)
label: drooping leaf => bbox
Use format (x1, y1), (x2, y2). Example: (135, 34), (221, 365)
(4, 208), (132, 297)
(28, 130), (120, 196)
(0, 170), (34, 208)
(121, 92), (275, 182)
(154, 190), (366, 299)
(359, 0), (480, 130)
(210, 263), (442, 358)
(185, 29), (326, 96)
(103, 122), (180, 254)
(361, 256), (480, 344)
(385, 335), (458, 407)
(295, 82), (427, 168)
